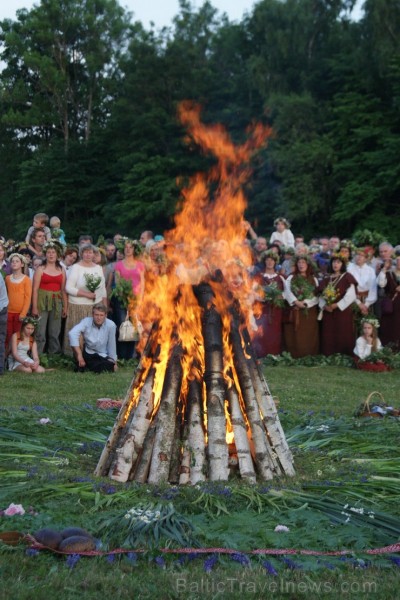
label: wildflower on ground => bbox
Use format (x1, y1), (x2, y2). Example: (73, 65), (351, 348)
(262, 560), (278, 576)
(154, 556), (166, 568)
(204, 554), (218, 573)
(231, 553), (251, 567)
(39, 418), (51, 425)
(274, 525), (290, 533)
(66, 554), (81, 569)
(4, 503), (25, 516)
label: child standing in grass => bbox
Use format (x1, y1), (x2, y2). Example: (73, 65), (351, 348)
(354, 317), (382, 360)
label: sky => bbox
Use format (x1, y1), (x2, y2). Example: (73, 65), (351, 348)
(0, 0), (363, 29)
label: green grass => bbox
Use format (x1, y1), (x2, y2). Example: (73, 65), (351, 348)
(0, 363), (399, 599)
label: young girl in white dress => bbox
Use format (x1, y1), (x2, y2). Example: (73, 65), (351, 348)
(354, 317), (382, 360)
(8, 317), (45, 373)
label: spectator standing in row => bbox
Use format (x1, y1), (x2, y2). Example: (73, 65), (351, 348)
(32, 240), (67, 355)
(113, 238), (145, 360)
(377, 253), (400, 350)
(27, 227), (46, 258)
(0, 275), (8, 375)
(284, 256), (320, 358)
(347, 248), (377, 316)
(63, 243), (107, 355)
(251, 250), (286, 358)
(318, 255), (357, 356)
(5, 253), (32, 350)
(0, 240), (11, 277)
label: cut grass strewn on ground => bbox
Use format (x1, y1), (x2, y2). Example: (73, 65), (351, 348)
(0, 363), (399, 599)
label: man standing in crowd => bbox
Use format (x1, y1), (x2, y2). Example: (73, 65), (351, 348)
(78, 234), (93, 247)
(28, 227), (46, 258)
(139, 230), (154, 246)
(68, 303), (117, 373)
(0, 275), (8, 375)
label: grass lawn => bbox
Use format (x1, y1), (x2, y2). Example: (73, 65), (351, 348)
(0, 362), (399, 599)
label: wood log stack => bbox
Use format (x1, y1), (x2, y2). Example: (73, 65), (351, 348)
(95, 282), (295, 484)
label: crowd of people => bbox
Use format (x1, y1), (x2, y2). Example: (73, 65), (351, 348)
(0, 212), (399, 376)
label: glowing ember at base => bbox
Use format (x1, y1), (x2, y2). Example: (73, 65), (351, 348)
(94, 104), (295, 484)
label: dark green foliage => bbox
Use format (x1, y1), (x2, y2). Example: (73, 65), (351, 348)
(0, 0), (399, 241)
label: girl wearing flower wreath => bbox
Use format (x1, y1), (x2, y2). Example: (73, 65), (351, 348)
(63, 243), (107, 355)
(354, 317), (382, 360)
(283, 256), (319, 358)
(5, 253), (32, 350)
(269, 217), (295, 249)
(31, 240), (67, 354)
(317, 254), (358, 356)
(251, 250), (287, 357)
(8, 316), (45, 373)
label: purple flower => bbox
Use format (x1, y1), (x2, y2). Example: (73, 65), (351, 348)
(66, 554), (81, 569)
(231, 553), (250, 567)
(25, 548), (40, 557)
(154, 556), (166, 568)
(204, 554), (218, 573)
(106, 553), (116, 564)
(126, 552), (138, 564)
(389, 557), (400, 567)
(280, 556), (301, 570)
(262, 560), (278, 576)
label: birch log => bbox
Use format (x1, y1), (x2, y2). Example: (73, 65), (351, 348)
(148, 344), (183, 484)
(226, 380), (256, 484)
(108, 367), (156, 482)
(195, 283), (229, 481)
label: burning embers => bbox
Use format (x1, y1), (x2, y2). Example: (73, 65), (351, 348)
(94, 104), (295, 484)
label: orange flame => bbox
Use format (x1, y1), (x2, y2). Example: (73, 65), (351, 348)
(135, 103), (272, 436)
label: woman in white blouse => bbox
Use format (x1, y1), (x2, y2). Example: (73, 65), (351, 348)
(62, 244), (107, 355)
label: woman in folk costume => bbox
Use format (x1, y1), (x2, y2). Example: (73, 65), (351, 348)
(377, 254), (400, 350)
(317, 254), (358, 356)
(284, 256), (319, 358)
(347, 247), (377, 316)
(251, 250), (287, 357)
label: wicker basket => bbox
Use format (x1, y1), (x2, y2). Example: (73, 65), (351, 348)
(358, 391), (386, 417)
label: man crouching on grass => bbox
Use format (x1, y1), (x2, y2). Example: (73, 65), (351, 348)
(69, 303), (117, 373)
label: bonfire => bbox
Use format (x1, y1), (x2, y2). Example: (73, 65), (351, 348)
(95, 103), (295, 485)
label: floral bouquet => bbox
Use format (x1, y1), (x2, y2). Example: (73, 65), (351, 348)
(290, 276), (315, 302)
(322, 282), (339, 305)
(111, 277), (137, 309)
(259, 281), (285, 308)
(84, 273), (102, 293)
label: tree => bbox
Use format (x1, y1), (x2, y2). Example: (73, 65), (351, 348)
(0, 0), (130, 151)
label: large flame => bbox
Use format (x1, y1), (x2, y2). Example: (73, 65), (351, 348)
(136, 102), (272, 430)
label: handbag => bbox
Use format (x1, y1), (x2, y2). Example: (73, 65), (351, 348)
(381, 296), (394, 316)
(118, 315), (139, 342)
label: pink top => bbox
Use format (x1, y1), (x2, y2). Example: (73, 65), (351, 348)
(114, 260), (145, 296)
